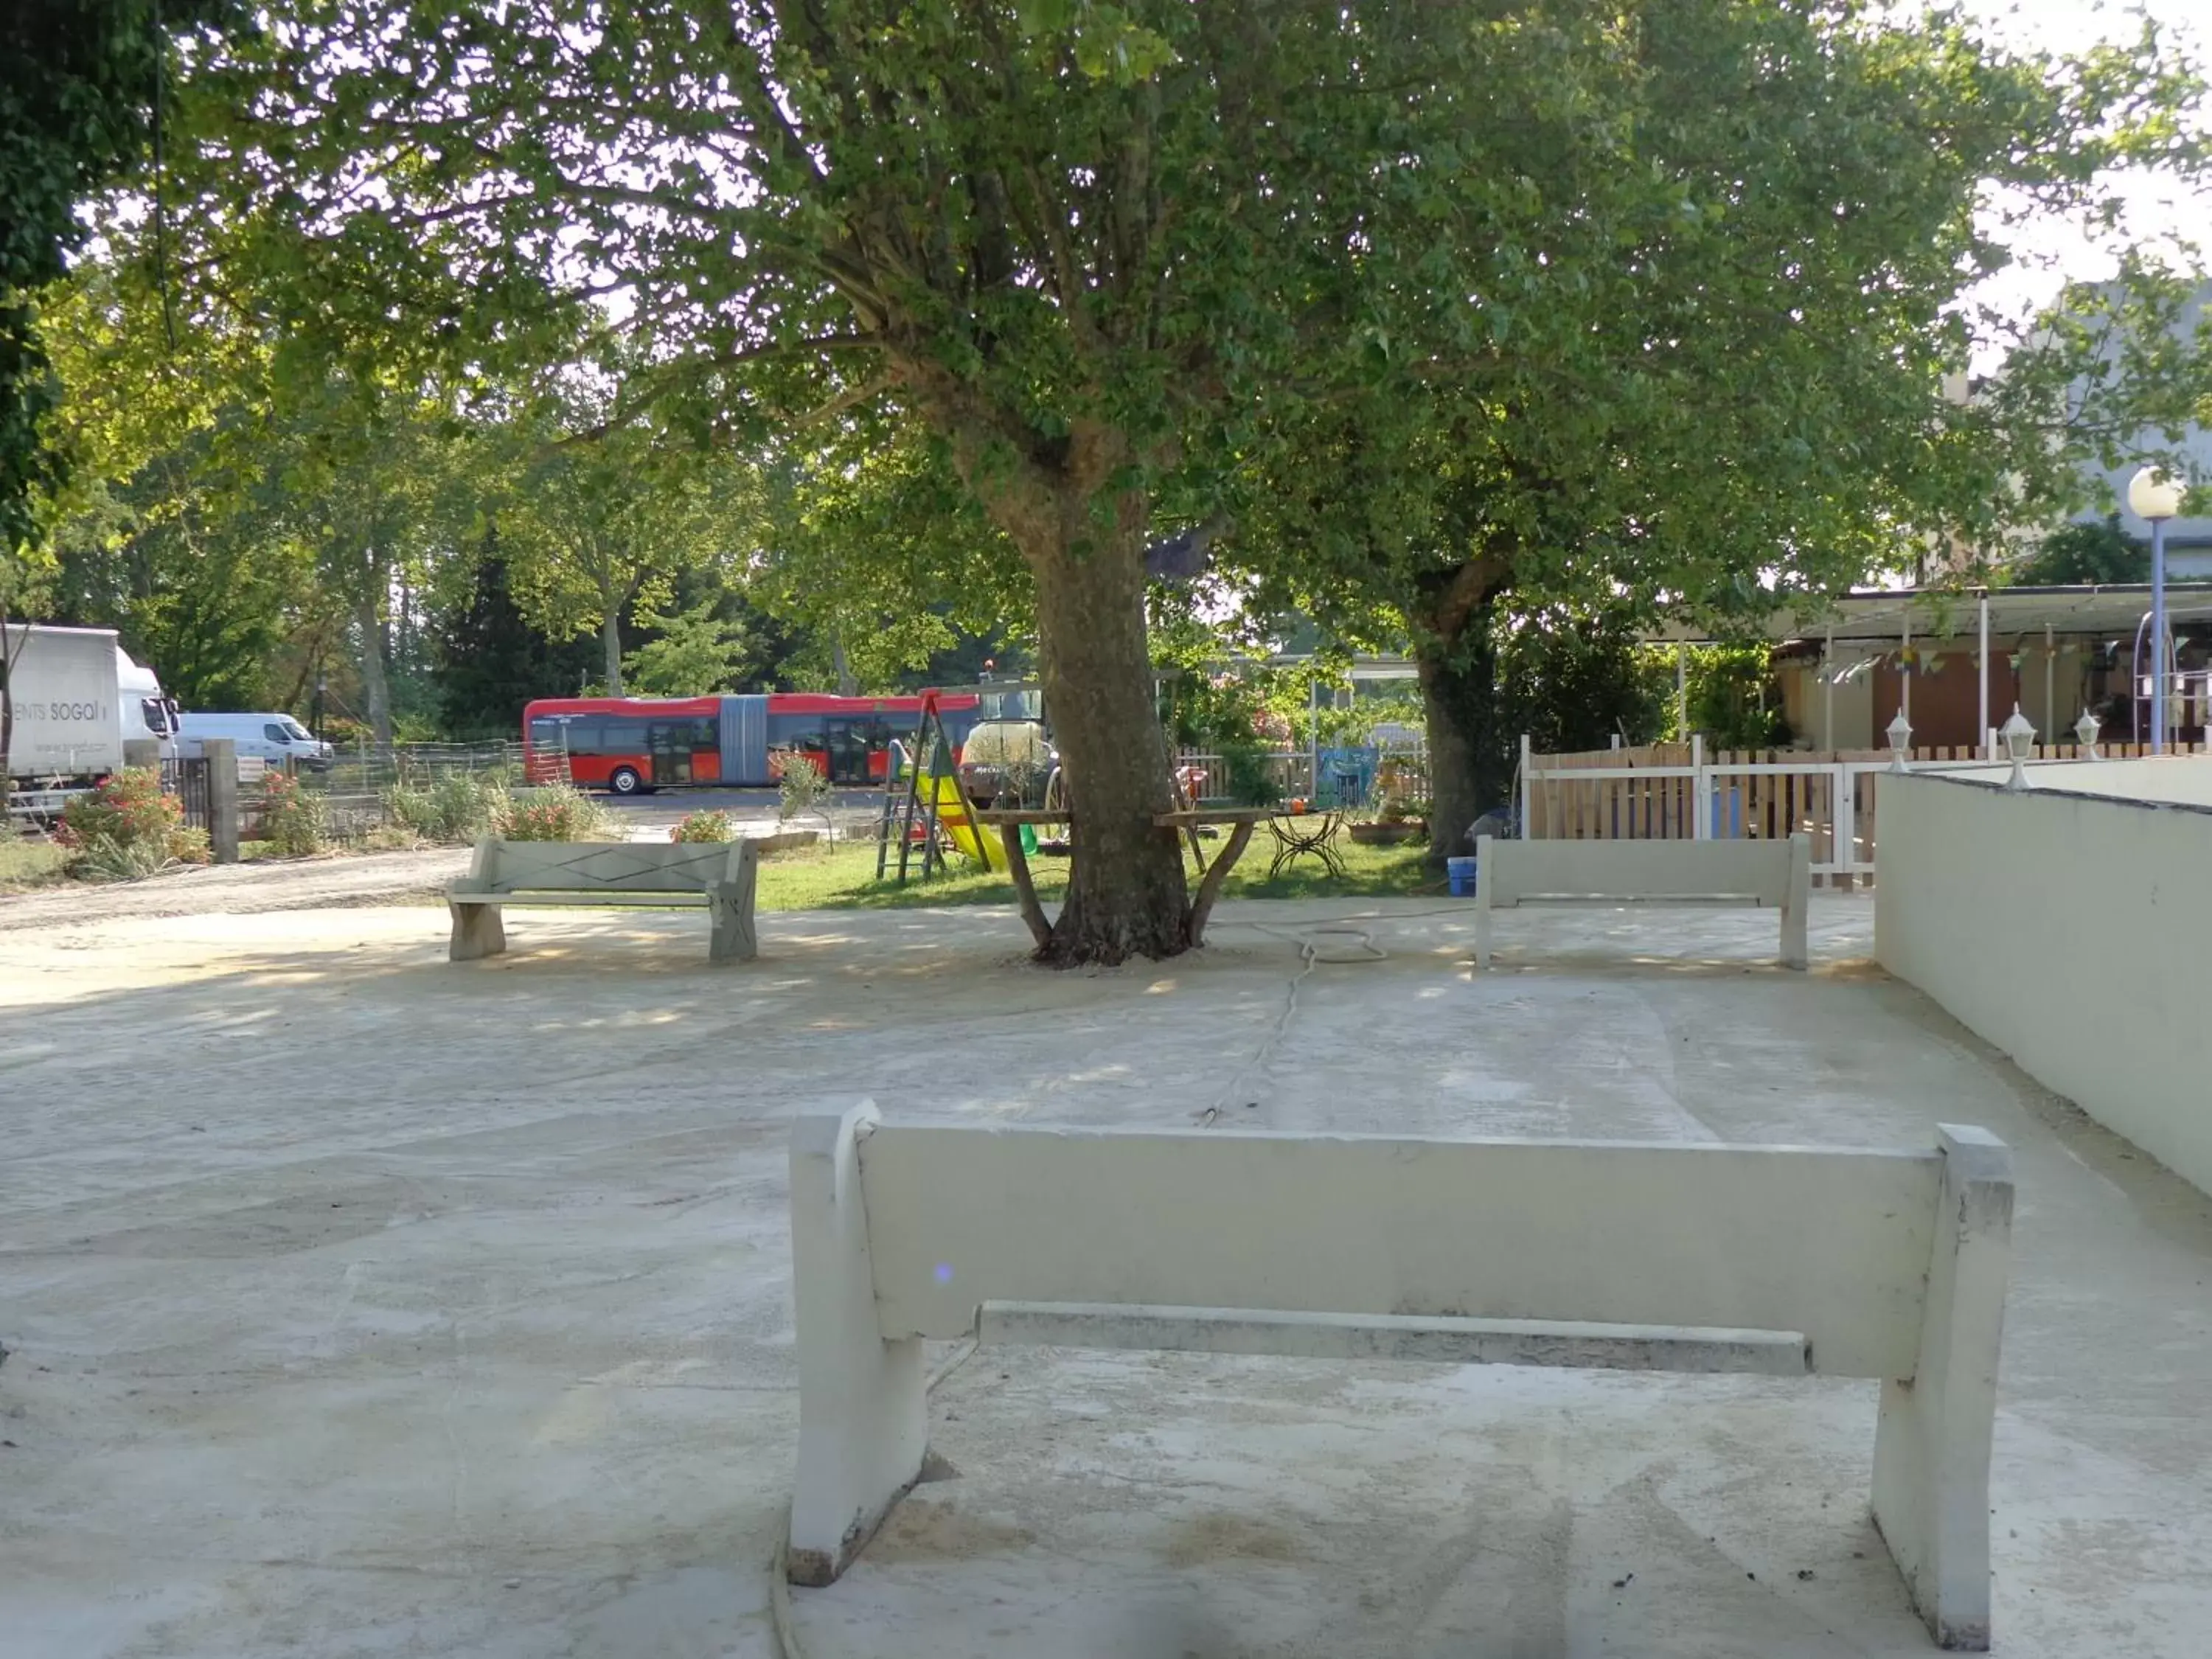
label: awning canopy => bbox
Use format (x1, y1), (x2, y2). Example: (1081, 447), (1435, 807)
(1648, 583), (2212, 647)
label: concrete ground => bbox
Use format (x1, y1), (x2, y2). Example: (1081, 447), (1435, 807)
(4, 891), (2209, 1658)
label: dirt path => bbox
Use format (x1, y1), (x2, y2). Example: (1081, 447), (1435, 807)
(0, 846), (468, 929)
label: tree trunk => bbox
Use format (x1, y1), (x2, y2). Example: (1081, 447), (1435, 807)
(1030, 540), (1187, 961)
(355, 600), (394, 749)
(602, 606), (625, 697)
(1020, 490), (1189, 964)
(1412, 592), (1512, 863)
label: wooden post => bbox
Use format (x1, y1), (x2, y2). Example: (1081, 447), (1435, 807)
(204, 737), (240, 864)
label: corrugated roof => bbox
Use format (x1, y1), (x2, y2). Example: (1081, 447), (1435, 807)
(1649, 583), (2212, 645)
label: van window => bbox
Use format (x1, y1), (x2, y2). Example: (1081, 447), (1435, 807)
(264, 723), (290, 744)
(277, 717), (313, 742)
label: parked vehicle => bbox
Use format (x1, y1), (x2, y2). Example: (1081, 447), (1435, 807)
(956, 718), (1058, 807)
(522, 692), (984, 794)
(177, 710), (334, 771)
(4, 625), (181, 814)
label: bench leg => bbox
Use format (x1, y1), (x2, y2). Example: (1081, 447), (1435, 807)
(448, 901), (505, 962)
(709, 891), (757, 963)
(1781, 832), (1811, 970)
(787, 1102), (926, 1587)
(1472, 837), (1495, 970)
(1871, 1125), (2013, 1650)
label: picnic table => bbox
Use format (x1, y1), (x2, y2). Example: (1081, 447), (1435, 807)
(974, 807), (1269, 948)
(1265, 806), (1347, 879)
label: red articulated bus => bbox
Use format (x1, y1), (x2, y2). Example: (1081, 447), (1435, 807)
(522, 692), (983, 794)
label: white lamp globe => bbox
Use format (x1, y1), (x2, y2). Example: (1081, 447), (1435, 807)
(2127, 467), (2185, 522)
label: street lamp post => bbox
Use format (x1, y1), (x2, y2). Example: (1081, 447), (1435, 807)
(2128, 467), (2186, 754)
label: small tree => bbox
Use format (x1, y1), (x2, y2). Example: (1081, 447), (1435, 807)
(776, 751), (833, 835)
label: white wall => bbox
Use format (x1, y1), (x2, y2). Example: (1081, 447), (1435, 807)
(1877, 773), (2212, 1196)
(2021, 755), (2212, 807)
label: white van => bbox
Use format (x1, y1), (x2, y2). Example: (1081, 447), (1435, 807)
(178, 711), (335, 771)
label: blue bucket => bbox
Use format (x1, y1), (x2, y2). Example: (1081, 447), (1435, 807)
(1447, 855), (1478, 897)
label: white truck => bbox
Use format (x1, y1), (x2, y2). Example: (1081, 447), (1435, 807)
(3, 623), (181, 816)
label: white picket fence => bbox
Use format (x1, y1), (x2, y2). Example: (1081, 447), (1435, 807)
(1517, 736), (2208, 886)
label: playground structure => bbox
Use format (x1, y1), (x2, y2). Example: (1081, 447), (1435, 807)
(874, 689), (1069, 883)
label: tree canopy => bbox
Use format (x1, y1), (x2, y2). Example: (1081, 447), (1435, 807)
(30, 0), (2212, 953)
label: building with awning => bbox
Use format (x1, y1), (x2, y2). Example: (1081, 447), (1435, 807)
(1648, 584), (2212, 751)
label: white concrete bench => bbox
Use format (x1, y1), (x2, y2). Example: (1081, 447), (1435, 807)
(785, 1104), (2012, 1650)
(445, 833), (810, 964)
(1474, 832), (1810, 970)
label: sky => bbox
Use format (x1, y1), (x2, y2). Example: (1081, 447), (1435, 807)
(1949, 0), (2212, 342)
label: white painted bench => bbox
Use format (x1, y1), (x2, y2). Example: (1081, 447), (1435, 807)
(785, 1103), (2012, 1650)
(445, 833), (810, 964)
(1474, 832), (1810, 971)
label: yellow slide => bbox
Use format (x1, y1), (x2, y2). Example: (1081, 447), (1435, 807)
(920, 773), (1006, 871)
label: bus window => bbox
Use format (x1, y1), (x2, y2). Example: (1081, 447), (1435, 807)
(768, 712), (824, 751)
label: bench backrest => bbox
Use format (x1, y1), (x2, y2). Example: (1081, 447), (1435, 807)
(1481, 835), (1798, 908)
(470, 833), (801, 894)
(846, 1119), (1951, 1378)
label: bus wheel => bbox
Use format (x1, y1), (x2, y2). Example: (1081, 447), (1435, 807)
(608, 766), (643, 796)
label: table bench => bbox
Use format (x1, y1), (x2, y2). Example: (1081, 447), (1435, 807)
(445, 832), (812, 964)
(1474, 832), (1811, 971)
(974, 807), (1267, 949)
(785, 1103), (2012, 1651)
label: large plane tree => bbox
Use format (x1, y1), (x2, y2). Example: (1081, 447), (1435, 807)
(160, 0), (2205, 955)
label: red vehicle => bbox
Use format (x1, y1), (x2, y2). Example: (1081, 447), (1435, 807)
(522, 692), (982, 795)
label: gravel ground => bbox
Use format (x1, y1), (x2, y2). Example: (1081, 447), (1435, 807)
(0, 846), (470, 929)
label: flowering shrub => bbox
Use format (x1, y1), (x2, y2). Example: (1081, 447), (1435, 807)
(58, 767), (174, 850)
(672, 809), (736, 843)
(498, 785), (615, 842)
(58, 768), (204, 877)
(258, 769), (327, 857)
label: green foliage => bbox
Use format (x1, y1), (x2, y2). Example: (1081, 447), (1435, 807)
(382, 768), (511, 845)
(672, 809), (736, 844)
(776, 751), (832, 825)
(58, 765), (174, 849)
(256, 770), (326, 856)
(0, 835), (72, 889)
(0, 0), (237, 554)
(1219, 740), (1284, 810)
(55, 765), (201, 877)
(436, 549), (600, 735)
(1681, 644), (1790, 751)
(1495, 608), (1674, 757)
(623, 599), (753, 697)
(2012, 517), (2152, 587)
(496, 784), (614, 842)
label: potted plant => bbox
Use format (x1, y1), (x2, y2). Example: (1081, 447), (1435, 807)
(1350, 790), (1428, 844)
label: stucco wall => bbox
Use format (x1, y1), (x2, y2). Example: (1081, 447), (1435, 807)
(1877, 773), (2212, 1195)
(2022, 755), (2212, 807)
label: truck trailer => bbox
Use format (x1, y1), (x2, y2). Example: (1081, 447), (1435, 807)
(3, 623), (180, 817)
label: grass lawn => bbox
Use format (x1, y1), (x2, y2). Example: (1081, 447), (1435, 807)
(0, 838), (72, 893)
(754, 835), (1444, 913)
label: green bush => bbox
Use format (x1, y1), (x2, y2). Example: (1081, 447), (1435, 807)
(498, 784), (616, 842)
(1220, 739), (1284, 807)
(58, 769), (201, 879)
(60, 767), (174, 852)
(383, 768), (511, 844)
(673, 809), (736, 843)
(258, 770), (327, 857)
